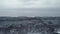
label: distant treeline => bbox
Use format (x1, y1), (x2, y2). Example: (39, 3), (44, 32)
(0, 17), (60, 21)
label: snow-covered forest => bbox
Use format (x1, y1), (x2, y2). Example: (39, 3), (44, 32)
(0, 17), (60, 34)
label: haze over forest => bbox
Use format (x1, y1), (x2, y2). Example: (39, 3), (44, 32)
(0, 0), (60, 17)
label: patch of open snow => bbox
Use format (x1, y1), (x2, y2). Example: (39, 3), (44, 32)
(27, 32), (43, 34)
(57, 31), (60, 33)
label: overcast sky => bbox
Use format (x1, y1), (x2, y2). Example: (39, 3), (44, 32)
(0, 0), (60, 17)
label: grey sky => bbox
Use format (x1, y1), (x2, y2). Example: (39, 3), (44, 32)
(0, 0), (60, 17)
(0, 0), (60, 8)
